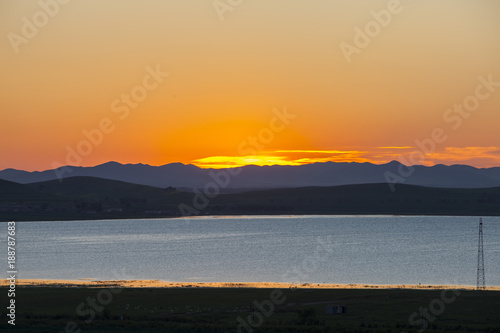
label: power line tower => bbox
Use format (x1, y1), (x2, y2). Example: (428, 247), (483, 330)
(477, 218), (485, 290)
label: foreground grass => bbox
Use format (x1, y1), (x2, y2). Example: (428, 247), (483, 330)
(1, 287), (499, 332)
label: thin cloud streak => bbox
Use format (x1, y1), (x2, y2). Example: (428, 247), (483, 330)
(191, 147), (500, 169)
(275, 150), (365, 154)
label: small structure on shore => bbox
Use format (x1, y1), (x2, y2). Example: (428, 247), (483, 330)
(325, 304), (347, 314)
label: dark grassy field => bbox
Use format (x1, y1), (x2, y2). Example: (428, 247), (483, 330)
(2, 287), (499, 332)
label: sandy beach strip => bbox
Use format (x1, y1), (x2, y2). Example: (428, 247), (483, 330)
(1, 279), (499, 290)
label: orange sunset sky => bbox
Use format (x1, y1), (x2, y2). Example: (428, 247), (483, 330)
(1, 0), (500, 172)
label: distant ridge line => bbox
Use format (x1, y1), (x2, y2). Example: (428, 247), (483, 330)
(1, 160), (500, 190)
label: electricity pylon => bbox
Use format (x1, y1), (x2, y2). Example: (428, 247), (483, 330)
(477, 218), (485, 290)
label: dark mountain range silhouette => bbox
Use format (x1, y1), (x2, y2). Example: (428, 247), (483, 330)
(1, 161), (500, 190)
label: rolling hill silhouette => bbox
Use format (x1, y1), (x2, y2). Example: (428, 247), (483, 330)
(1, 176), (500, 221)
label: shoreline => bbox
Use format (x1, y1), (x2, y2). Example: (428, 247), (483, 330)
(2, 279), (499, 290)
(3, 213), (500, 223)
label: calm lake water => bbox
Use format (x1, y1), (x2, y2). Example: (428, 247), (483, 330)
(6, 216), (500, 286)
